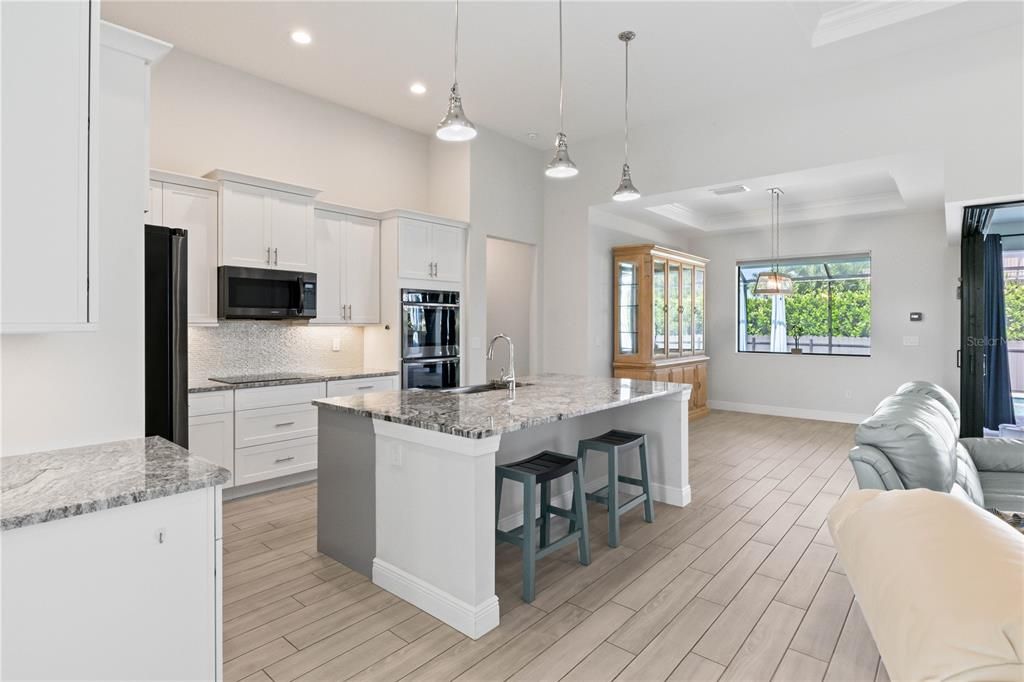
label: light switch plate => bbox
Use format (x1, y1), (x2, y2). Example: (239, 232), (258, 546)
(903, 335), (920, 346)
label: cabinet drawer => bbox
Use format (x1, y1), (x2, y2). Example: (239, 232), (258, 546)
(327, 376), (397, 397)
(236, 403), (317, 448)
(235, 382), (326, 411)
(235, 436), (317, 486)
(188, 391), (235, 417)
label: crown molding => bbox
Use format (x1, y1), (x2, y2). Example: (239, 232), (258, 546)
(812, 1), (965, 48)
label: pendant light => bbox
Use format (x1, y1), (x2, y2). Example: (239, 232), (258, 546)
(436, 0), (477, 142)
(754, 188), (794, 296)
(545, 0), (578, 178)
(612, 31), (640, 201)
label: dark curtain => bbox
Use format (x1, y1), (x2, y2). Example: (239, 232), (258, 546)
(984, 234), (1015, 430)
(961, 207), (992, 437)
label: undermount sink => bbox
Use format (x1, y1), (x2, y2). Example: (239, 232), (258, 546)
(442, 381), (532, 395)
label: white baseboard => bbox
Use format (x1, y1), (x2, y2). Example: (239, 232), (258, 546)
(651, 483), (691, 507)
(223, 470), (317, 501)
(372, 559), (499, 639)
(707, 400), (868, 425)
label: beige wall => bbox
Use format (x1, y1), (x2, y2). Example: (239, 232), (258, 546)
(486, 238), (536, 378)
(149, 50), (431, 212)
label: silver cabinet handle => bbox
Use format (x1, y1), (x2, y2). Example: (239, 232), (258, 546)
(357, 385), (374, 390)
(266, 247), (271, 264)
(347, 304), (352, 319)
(274, 421), (295, 427)
(274, 247), (279, 265)
(274, 456), (295, 463)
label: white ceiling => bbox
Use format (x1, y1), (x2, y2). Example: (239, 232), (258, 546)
(101, 1), (1021, 147)
(600, 153), (945, 235)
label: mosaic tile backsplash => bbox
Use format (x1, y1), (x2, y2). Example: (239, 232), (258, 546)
(188, 321), (365, 381)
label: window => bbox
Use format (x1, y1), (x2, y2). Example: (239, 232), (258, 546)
(737, 253), (871, 356)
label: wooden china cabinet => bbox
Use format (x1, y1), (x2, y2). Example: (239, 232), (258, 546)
(612, 244), (710, 419)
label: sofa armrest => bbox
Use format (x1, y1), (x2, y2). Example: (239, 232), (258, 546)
(849, 445), (906, 491)
(960, 438), (1024, 473)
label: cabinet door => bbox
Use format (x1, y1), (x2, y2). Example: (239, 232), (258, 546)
(188, 412), (234, 487)
(397, 219), (433, 279)
(694, 267), (706, 353)
(667, 262), (681, 358)
(694, 362), (708, 408)
(652, 258), (668, 358)
(313, 210), (343, 324)
(220, 182), (271, 268)
(614, 257), (641, 361)
(681, 266), (693, 353)
(682, 365), (697, 411)
(345, 216), (380, 323)
(2, 0), (95, 331)
(148, 181), (163, 223)
(270, 191), (315, 271)
(431, 224), (465, 283)
(163, 184), (218, 325)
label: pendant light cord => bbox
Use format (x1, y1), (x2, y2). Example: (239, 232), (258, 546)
(558, 0), (565, 133)
(624, 37), (630, 165)
(453, 0), (460, 90)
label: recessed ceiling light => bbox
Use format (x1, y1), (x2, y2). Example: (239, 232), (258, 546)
(409, 82), (427, 95)
(710, 184), (750, 196)
(290, 30), (312, 45)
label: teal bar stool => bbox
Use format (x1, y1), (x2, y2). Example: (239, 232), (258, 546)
(574, 430), (654, 547)
(496, 451), (591, 603)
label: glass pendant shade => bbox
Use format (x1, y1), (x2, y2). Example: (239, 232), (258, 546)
(606, 163), (638, 200)
(753, 270), (794, 296)
(436, 83), (477, 141)
(545, 132), (578, 178)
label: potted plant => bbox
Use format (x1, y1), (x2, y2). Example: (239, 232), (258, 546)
(790, 324), (805, 354)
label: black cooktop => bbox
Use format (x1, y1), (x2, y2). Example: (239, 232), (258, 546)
(208, 371), (324, 385)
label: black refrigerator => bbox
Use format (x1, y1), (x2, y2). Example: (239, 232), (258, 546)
(145, 224), (189, 447)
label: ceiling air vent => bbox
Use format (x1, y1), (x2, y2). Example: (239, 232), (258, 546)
(709, 184), (750, 196)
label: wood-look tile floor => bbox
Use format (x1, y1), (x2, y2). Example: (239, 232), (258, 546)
(222, 411), (887, 682)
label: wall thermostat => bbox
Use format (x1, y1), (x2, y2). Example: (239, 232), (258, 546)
(909, 312), (924, 322)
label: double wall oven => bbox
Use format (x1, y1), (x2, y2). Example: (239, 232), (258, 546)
(402, 289), (460, 389)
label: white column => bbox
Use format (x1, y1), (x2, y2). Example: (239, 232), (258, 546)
(371, 420), (501, 639)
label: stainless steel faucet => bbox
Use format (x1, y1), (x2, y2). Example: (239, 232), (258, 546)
(486, 333), (516, 399)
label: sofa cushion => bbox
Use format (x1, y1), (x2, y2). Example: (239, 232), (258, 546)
(955, 442), (986, 508)
(978, 471), (1024, 513)
(855, 393), (959, 493)
(828, 489), (1024, 682)
(896, 380), (961, 428)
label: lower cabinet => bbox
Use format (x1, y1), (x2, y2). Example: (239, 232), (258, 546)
(613, 358), (709, 419)
(234, 436), (318, 486)
(1, 488), (221, 681)
(189, 413), (235, 486)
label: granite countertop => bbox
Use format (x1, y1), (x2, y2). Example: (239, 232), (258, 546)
(313, 374), (689, 439)
(189, 367), (399, 393)
(1, 436), (231, 531)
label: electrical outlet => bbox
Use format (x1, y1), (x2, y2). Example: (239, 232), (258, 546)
(390, 450), (403, 467)
(332, 337), (341, 352)
(903, 336), (920, 347)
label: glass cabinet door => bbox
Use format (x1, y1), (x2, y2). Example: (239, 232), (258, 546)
(652, 259), (667, 357)
(694, 267), (705, 353)
(681, 265), (693, 353)
(616, 259), (639, 356)
(667, 262), (681, 357)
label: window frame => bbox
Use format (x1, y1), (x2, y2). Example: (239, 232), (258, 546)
(736, 251), (872, 358)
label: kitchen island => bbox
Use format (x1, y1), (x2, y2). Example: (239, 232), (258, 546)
(313, 374), (691, 638)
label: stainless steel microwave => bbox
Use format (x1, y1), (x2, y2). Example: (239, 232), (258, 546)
(218, 266), (317, 320)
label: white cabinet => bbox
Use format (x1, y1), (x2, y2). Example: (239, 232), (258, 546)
(271, 191), (316, 271)
(152, 180), (220, 325)
(327, 375), (398, 397)
(189, 390), (234, 487)
(219, 181), (273, 268)
(208, 171), (319, 272)
(233, 382), (325, 486)
(2, 488), (220, 681)
(398, 217), (466, 283)
(314, 208), (380, 324)
(1, 0), (97, 333)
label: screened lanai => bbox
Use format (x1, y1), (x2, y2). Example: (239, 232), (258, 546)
(737, 252), (872, 356)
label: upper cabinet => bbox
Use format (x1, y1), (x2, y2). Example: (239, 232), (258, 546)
(313, 207), (381, 324)
(1, 0), (97, 333)
(205, 170), (319, 272)
(397, 217), (466, 283)
(149, 173), (220, 325)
